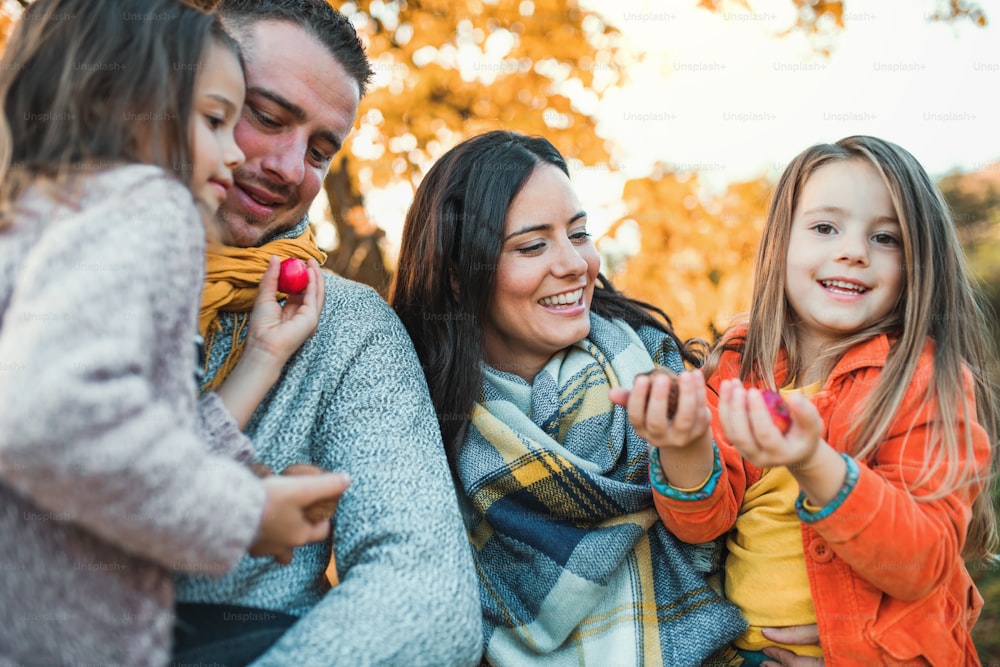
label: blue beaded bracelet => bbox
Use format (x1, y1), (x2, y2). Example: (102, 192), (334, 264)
(650, 442), (723, 502)
(795, 453), (860, 523)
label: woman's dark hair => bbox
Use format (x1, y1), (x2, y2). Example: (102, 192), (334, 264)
(391, 130), (701, 451)
(0, 0), (239, 225)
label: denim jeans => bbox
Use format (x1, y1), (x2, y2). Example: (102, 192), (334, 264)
(172, 602), (298, 667)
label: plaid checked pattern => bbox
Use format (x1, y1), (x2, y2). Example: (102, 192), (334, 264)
(458, 314), (746, 666)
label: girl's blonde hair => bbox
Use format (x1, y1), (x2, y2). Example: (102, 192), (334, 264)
(0, 0), (241, 229)
(714, 135), (998, 559)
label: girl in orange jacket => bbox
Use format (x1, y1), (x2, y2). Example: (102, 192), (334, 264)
(611, 135), (998, 665)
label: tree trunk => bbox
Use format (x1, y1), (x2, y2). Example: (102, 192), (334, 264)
(322, 155), (392, 297)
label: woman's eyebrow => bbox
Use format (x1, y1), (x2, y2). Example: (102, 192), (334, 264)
(503, 211), (587, 242)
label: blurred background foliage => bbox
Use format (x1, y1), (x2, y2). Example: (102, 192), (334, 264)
(2, 0), (997, 659)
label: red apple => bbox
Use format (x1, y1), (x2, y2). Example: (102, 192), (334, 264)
(277, 257), (309, 294)
(761, 390), (791, 434)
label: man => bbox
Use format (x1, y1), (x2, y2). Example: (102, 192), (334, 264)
(174, 2), (481, 665)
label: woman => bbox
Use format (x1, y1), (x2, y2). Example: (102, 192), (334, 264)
(391, 130), (749, 665)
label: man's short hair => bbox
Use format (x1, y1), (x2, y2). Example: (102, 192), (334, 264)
(217, 0), (373, 96)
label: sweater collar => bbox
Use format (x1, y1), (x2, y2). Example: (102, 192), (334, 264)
(256, 216), (310, 247)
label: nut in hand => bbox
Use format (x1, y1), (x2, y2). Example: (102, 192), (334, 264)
(640, 367), (679, 418)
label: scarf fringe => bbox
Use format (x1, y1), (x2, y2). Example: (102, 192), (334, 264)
(201, 312), (249, 392)
(704, 644), (745, 666)
(198, 224), (325, 393)
(687, 540), (719, 574)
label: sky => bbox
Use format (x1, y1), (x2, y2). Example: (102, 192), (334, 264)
(576, 0), (999, 190)
(330, 0), (1000, 252)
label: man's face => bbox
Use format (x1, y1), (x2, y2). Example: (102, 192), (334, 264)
(220, 20), (360, 247)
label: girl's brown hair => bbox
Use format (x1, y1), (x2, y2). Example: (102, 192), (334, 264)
(0, 0), (239, 227)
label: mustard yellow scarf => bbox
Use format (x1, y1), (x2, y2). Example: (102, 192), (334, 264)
(199, 226), (327, 391)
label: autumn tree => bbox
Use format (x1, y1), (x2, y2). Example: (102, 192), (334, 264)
(327, 0), (627, 293)
(0, 0), (988, 299)
(938, 165), (1000, 356)
(698, 0), (988, 53)
(610, 168), (772, 340)
(326, 0), (987, 294)
(0, 1), (18, 51)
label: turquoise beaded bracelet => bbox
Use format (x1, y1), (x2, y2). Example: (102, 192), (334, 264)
(650, 442), (723, 502)
(795, 453), (860, 523)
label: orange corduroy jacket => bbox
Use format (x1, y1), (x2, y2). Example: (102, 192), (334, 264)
(653, 328), (990, 666)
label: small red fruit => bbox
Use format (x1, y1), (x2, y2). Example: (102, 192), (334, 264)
(761, 390), (792, 434)
(277, 257), (309, 294)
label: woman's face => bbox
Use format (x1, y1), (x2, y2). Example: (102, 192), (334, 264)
(482, 163), (600, 380)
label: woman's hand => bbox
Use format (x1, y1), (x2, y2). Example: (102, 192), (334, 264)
(609, 369), (715, 488)
(761, 625), (825, 666)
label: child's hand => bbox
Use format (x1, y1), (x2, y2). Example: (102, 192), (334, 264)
(609, 369), (712, 451)
(250, 472), (350, 565)
(282, 463), (339, 522)
(717, 380), (824, 468)
(245, 255), (325, 364)
(248, 462), (338, 522)
(215, 256), (325, 429)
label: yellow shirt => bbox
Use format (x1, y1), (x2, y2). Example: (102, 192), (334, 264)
(726, 383), (823, 657)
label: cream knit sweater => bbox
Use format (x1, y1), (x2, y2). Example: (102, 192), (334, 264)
(0, 165), (266, 666)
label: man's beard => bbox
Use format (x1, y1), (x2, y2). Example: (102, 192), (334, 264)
(216, 167), (303, 246)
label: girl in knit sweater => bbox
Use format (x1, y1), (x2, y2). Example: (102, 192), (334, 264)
(0, 1), (346, 664)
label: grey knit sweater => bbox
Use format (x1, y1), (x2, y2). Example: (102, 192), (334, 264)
(175, 219), (482, 666)
(0, 166), (266, 666)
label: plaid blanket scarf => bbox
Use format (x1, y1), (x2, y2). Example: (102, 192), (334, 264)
(457, 314), (746, 666)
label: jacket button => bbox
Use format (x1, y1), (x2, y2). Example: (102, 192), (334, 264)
(808, 538), (834, 563)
